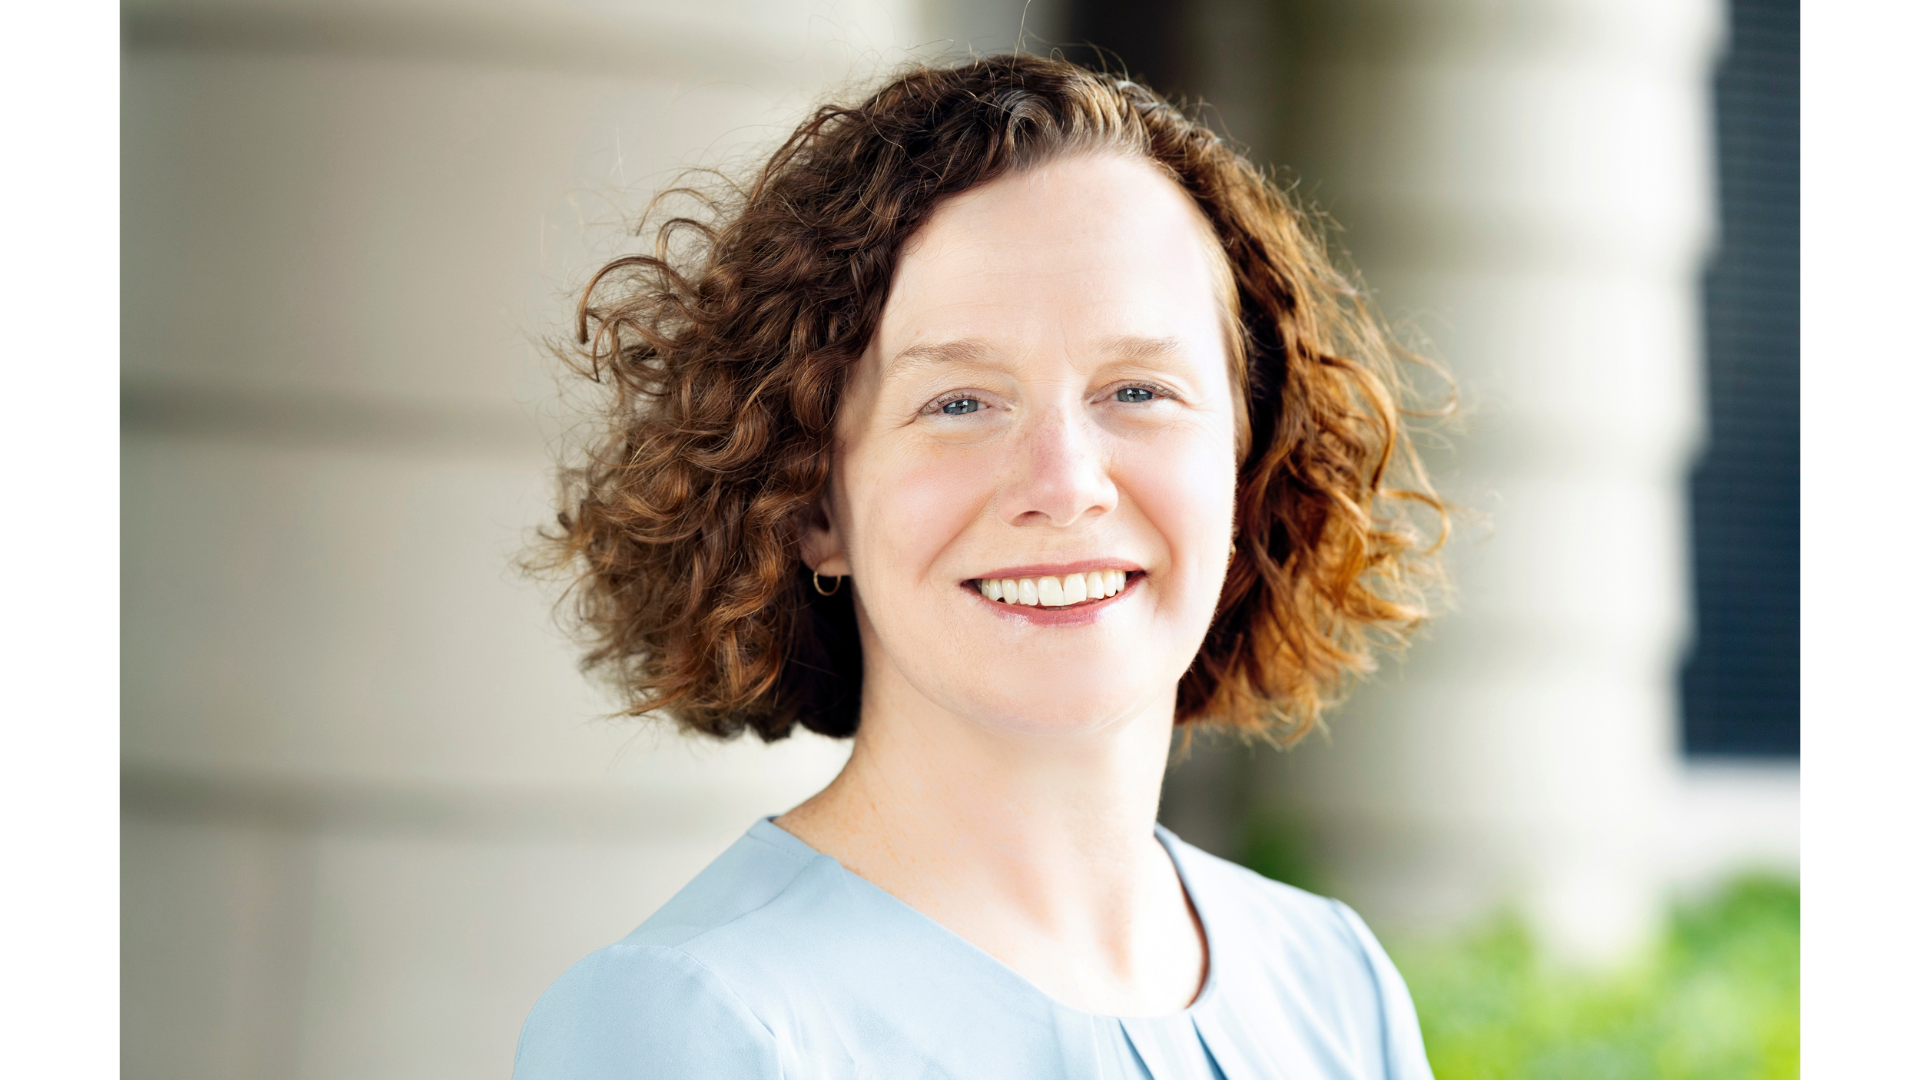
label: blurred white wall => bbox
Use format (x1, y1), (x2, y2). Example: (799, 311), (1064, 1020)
(120, 3), (933, 1076)
(1245, 0), (1797, 961)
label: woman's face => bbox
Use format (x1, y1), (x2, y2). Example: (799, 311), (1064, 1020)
(806, 152), (1240, 739)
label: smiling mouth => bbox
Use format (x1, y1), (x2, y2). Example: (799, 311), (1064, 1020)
(971, 569), (1133, 608)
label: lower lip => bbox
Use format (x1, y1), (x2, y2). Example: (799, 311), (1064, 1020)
(966, 575), (1138, 627)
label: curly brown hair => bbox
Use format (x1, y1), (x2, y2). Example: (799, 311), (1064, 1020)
(538, 53), (1446, 744)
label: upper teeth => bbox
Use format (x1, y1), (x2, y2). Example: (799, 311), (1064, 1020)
(978, 570), (1128, 607)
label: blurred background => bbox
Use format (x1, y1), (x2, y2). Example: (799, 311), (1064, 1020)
(121, 0), (1798, 1076)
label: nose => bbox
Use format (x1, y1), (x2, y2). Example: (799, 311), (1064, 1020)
(998, 402), (1116, 528)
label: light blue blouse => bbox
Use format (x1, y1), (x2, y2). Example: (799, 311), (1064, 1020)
(514, 818), (1434, 1079)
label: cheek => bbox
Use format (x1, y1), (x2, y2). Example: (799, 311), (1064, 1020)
(847, 442), (990, 577)
(1124, 425), (1238, 580)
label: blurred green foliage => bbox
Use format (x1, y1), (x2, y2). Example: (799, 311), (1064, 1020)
(1387, 876), (1800, 1080)
(1236, 809), (1796, 1078)
(1240, 812), (1330, 899)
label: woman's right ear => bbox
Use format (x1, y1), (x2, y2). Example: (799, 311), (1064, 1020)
(799, 497), (852, 578)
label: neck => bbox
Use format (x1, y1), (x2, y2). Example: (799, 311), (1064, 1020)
(838, 674), (1173, 867)
(776, 648), (1205, 1015)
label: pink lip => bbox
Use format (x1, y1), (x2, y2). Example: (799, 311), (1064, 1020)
(967, 559), (1145, 581)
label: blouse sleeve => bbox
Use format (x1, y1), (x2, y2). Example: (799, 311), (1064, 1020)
(512, 943), (782, 1080)
(1326, 899), (1436, 1080)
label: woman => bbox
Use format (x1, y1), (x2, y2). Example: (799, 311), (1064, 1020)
(516, 54), (1445, 1079)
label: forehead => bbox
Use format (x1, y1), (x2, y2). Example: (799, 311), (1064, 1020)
(871, 153), (1232, 371)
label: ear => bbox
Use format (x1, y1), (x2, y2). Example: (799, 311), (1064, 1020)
(799, 494), (852, 578)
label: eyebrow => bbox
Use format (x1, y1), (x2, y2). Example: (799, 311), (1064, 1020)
(886, 334), (1188, 373)
(1096, 335), (1186, 364)
(887, 338), (993, 372)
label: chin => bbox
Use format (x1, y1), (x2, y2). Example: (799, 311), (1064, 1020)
(937, 672), (1173, 739)
(869, 603), (1203, 738)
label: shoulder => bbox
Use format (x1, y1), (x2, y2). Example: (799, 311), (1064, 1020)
(514, 941), (780, 1080)
(625, 821), (821, 949)
(1166, 833), (1372, 963)
(1165, 832), (1435, 1080)
(512, 822), (826, 1080)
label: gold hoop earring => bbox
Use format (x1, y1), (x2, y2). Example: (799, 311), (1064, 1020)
(812, 570), (843, 597)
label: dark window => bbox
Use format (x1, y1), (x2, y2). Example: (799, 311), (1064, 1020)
(1682, 0), (1800, 757)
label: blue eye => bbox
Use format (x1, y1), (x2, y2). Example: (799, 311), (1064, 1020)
(940, 398), (982, 415)
(1116, 386), (1156, 403)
